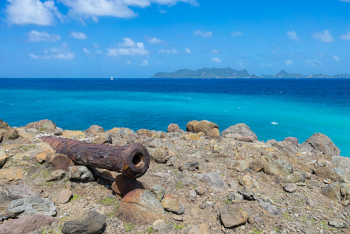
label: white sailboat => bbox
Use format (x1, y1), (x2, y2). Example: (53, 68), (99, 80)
(110, 77), (113, 81)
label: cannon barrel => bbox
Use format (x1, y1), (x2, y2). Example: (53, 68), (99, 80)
(41, 136), (150, 178)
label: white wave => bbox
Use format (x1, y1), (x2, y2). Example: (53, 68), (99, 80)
(271, 122), (278, 125)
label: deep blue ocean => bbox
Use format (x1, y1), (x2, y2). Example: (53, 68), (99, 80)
(0, 78), (349, 156)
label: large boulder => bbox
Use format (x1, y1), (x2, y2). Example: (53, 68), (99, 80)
(161, 196), (185, 215)
(301, 133), (340, 156)
(5, 197), (56, 219)
(62, 210), (106, 234)
(0, 120), (10, 130)
(167, 123), (180, 133)
(264, 159), (293, 177)
(25, 119), (56, 131)
(0, 185), (40, 202)
(314, 167), (342, 182)
(0, 214), (57, 234)
(332, 156), (350, 183)
(186, 120), (218, 135)
(221, 123), (257, 142)
(116, 189), (166, 225)
(3, 129), (19, 140)
(321, 182), (341, 201)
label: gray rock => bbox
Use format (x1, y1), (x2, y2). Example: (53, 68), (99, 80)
(195, 187), (206, 196)
(0, 120), (10, 130)
(196, 172), (225, 191)
(264, 159), (293, 176)
(228, 181), (238, 190)
(283, 171), (306, 183)
(227, 192), (244, 202)
(321, 182), (341, 201)
(181, 161), (199, 171)
(69, 166), (94, 182)
(153, 220), (180, 234)
(283, 137), (299, 147)
(151, 185), (165, 201)
(6, 197), (56, 219)
(258, 201), (280, 215)
(54, 127), (63, 136)
(0, 185), (40, 202)
(47, 170), (65, 182)
(301, 133), (340, 156)
(0, 214), (57, 234)
(284, 183), (297, 193)
(62, 210), (106, 234)
(328, 219), (349, 228)
(182, 177), (194, 186)
(332, 156), (350, 183)
(238, 189), (257, 200)
(221, 123), (258, 142)
(189, 190), (197, 198)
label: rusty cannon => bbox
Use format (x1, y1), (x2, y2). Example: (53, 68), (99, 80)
(41, 136), (150, 178)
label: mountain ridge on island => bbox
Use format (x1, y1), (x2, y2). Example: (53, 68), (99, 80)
(150, 67), (350, 78)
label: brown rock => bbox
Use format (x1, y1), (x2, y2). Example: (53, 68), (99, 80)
(314, 167), (342, 182)
(321, 182), (341, 201)
(117, 189), (166, 225)
(0, 214), (57, 234)
(198, 223), (211, 234)
(185, 134), (201, 141)
(195, 187), (206, 196)
(0, 168), (25, 182)
(26, 119), (56, 131)
(151, 148), (170, 163)
(137, 129), (153, 137)
(47, 170), (66, 182)
(0, 146), (8, 168)
(249, 159), (266, 172)
(284, 183), (297, 193)
(35, 150), (53, 164)
(301, 133), (340, 156)
(46, 154), (75, 172)
(85, 125), (104, 135)
(221, 123), (257, 142)
(186, 120), (218, 135)
(3, 128), (19, 140)
(283, 137), (299, 147)
(220, 204), (248, 228)
(62, 130), (86, 140)
(59, 189), (73, 204)
(93, 134), (112, 144)
(111, 174), (146, 197)
(167, 124), (180, 133)
(0, 120), (11, 130)
(208, 128), (220, 139)
(161, 196), (185, 214)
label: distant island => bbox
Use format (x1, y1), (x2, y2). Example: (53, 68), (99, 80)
(150, 67), (350, 78)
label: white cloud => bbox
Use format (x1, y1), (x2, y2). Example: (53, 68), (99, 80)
(95, 50), (103, 54)
(339, 0), (350, 2)
(159, 48), (179, 54)
(140, 59), (148, 65)
(194, 30), (212, 38)
(312, 30), (334, 42)
(6, 0), (63, 25)
(93, 43), (100, 48)
(211, 57), (221, 63)
(306, 59), (322, 67)
(231, 31), (243, 37)
(107, 38), (148, 56)
(83, 47), (91, 55)
(158, 9), (167, 13)
(29, 42), (75, 60)
(287, 31), (299, 41)
(340, 32), (350, 40)
(147, 37), (163, 44)
(70, 31), (87, 39)
(284, 59), (293, 66)
(58, 0), (198, 21)
(333, 55), (341, 61)
(126, 60), (132, 65)
(185, 48), (191, 54)
(212, 49), (219, 53)
(28, 30), (61, 42)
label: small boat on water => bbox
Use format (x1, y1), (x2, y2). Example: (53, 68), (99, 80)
(111, 77), (113, 80)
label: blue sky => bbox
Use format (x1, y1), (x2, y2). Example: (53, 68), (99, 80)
(1, 0), (350, 78)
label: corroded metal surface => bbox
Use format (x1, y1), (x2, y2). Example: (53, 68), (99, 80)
(41, 137), (150, 178)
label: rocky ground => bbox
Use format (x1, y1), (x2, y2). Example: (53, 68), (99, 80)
(0, 119), (349, 234)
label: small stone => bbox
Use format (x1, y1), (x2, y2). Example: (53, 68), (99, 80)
(47, 170), (65, 182)
(239, 175), (259, 189)
(189, 190), (197, 198)
(151, 185), (165, 201)
(85, 125), (104, 135)
(171, 214), (183, 221)
(69, 166), (94, 182)
(208, 128), (220, 139)
(258, 201), (280, 215)
(196, 172), (225, 191)
(93, 134), (112, 144)
(0, 168), (25, 183)
(62, 210), (106, 234)
(238, 189), (257, 200)
(227, 192), (244, 203)
(284, 183), (297, 193)
(54, 128), (63, 136)
(35, 150), (53, 164)
(228, 181), (238, 190)
(46, 154), (75, 172)
(198, 223), (211, 234)
(188, 226), (201, 234)
(161, 196), (185, 215)
(220, 204), (248, 228)
(59, 189), (73, 204)
(182, 177), (194, 186)
(195, 187), (206, 196)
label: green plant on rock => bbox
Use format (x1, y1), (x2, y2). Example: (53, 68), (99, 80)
(125, 223), (136, 232)
(224, 199), (232, 204)
(147, 227), (154, 234)
(173, 224), (185, 230)
(71, 194), (82, 202)
(250, 228), (263, 234)
(174, 181), (183, 189)
(97, 197), (119, 206)
(42, 170), (50, 179)
(283, 212), (293, 221)
(321, 221), (329, 230)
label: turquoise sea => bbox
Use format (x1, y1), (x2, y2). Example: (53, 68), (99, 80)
(0, 78), (349, 156)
